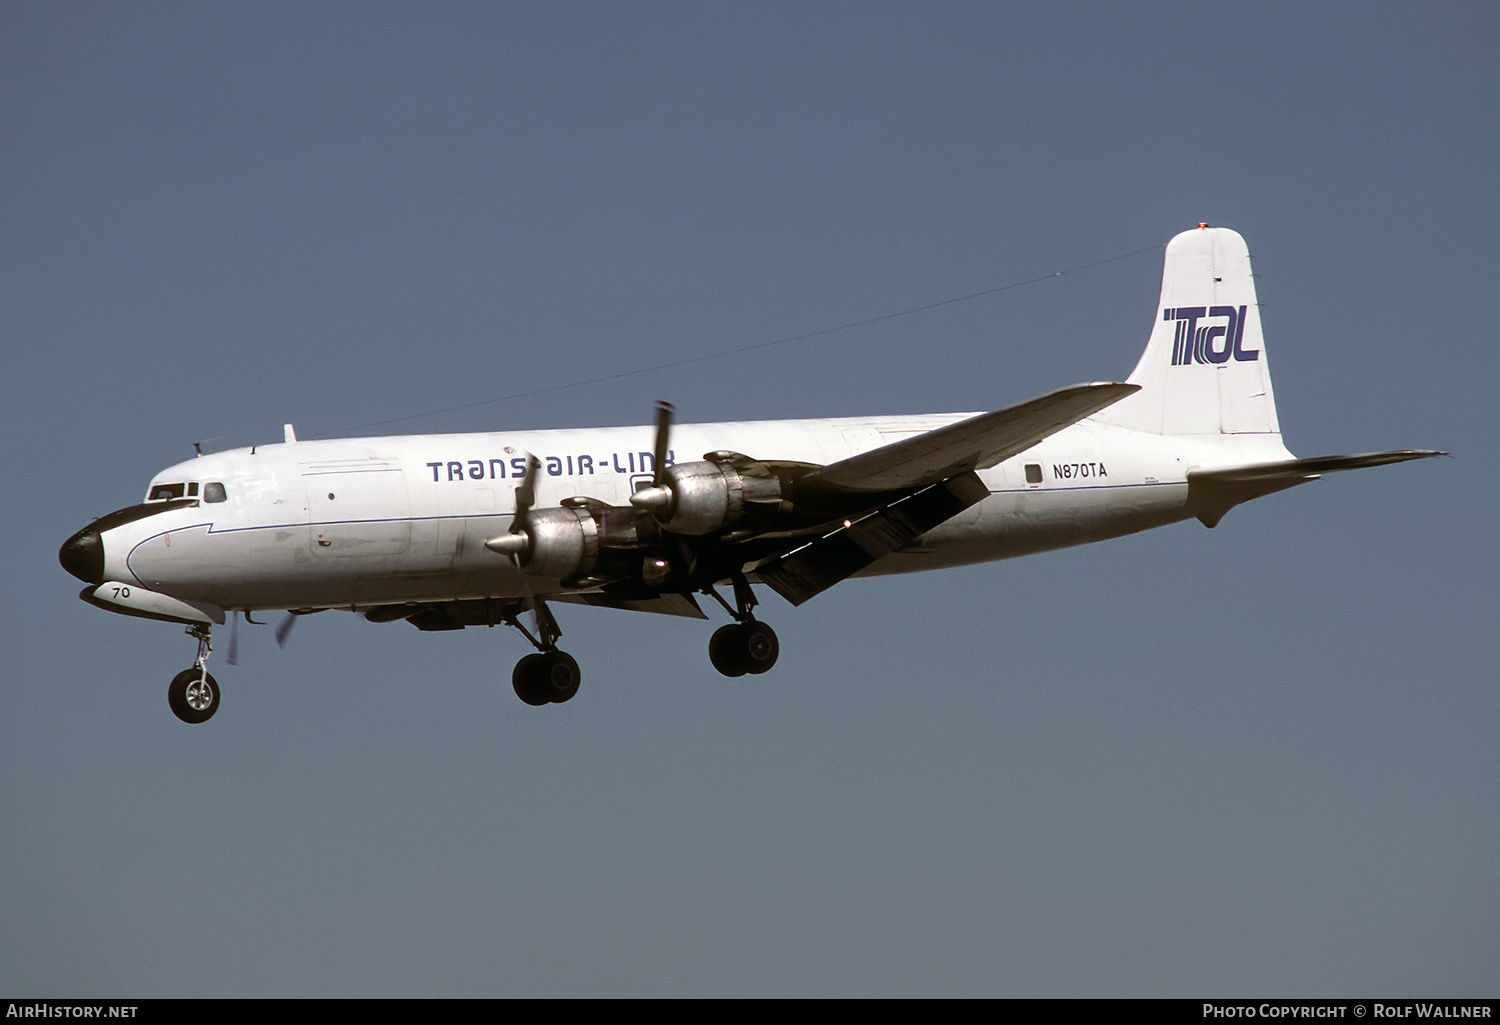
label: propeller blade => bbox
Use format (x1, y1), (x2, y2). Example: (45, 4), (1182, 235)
(629, 400), (678, 514)
(651, 400), (673, 487)
(226, 611), (240, 666)
(509, 453), (540, 534)
(274, 612), (296, 649)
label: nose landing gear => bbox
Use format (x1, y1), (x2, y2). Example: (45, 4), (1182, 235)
(168, 624), (220, 724)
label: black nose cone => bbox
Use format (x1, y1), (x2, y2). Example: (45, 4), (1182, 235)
(60, 526), (104, 584)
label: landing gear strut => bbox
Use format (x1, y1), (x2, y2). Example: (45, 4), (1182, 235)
(168, 624), (220, 724)
(500, 599), (582, 706)
(704, 574), (779, 677)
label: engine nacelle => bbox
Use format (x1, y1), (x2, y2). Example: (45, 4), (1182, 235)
(634, 453), (785, 535)
(489, 497), (648, 581)
(517, 505), (599, 579)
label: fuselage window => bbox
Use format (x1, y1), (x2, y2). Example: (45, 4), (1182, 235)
(1024, 464), (1043, 484)
(148, 482), (186, 501)
(203, 482), (228, 504)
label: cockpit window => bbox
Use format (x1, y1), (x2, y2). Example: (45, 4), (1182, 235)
(148, 482), (186, 501)
(203, 482), (227, 504)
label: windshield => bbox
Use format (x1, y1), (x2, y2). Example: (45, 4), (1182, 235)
(146, 481), (228, 503)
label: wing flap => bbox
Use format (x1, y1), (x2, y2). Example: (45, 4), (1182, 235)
(809, 382), (1139, 492)
(758, 472), (990, 606)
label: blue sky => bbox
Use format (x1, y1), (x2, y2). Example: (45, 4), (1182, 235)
(3, 1), (1495, 996)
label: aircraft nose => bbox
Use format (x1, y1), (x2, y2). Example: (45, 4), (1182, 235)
(59, 525), (105, 584)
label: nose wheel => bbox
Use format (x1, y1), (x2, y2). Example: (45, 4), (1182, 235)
(168, 667), (220, 723)
(168, 624), (221, 724)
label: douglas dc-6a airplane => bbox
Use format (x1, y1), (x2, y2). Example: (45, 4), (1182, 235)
(60, 226), (1442, 722)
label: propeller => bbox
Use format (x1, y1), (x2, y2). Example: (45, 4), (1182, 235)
(477, 453), (559, 646)
(222, 610), (284, 665)
(226, 609), (283, 662)
(651, 400), (673, 487)
(225, 611), (240, 666)
(272, 608), (329, 650)
(629, 401), (675, 513)
(484, 453), (541, 562)
(274, 612), (297, 648)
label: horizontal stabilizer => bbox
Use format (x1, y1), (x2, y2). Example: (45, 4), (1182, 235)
(810, 382), (1139, 493)
(1190, 449), (1446, 485)
(1187, 449), (1446, 527)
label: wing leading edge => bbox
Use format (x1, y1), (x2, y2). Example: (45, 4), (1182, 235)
(808, 381), (1140, 492)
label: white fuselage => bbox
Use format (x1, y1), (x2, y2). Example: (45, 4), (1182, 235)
(98, 413), (1293, 613)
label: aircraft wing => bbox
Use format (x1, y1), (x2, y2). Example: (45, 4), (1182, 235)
(807, 381), (1139, 492)
(752, 382), (1138, 605)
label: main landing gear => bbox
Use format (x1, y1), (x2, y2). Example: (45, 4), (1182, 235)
(512, 650), (581, 706)
(168, 624), (220, 724)
(704, 574), (780, 678)
(494, 575), (780, 706)
(499, 599), (582, 706)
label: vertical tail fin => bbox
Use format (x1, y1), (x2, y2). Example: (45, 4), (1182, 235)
(1094, 226), (1280, 436)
